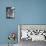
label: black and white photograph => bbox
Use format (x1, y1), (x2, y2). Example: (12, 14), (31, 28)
(18, 25), (46, 46)
(6, 7), (15, 19)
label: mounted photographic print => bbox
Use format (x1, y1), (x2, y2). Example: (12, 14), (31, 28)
(18, 24), (46, 42)
(6, 7), (15, 19)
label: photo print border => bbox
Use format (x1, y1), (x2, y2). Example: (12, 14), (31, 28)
(6, 7), (15, 19)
